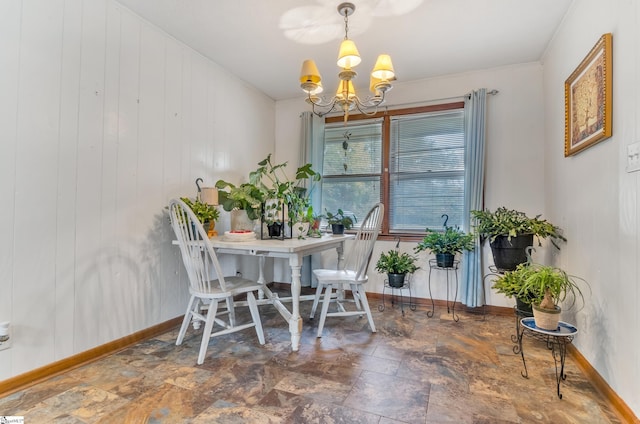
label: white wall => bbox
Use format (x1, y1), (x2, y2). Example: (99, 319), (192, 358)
(542, 0), (639, 416)
(0, 0), (275, 380)
(276, 63), (550, 305)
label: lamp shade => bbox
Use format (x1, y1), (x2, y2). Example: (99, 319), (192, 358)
(200, 187), (218, 206)
(371, 54), (395, 80)
(300, 59), (322, 84)
(337, 39), (361, 69)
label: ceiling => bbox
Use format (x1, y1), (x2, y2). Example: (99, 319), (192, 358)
(115, 0), (574, 101)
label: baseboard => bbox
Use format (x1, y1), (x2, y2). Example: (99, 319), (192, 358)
(0, 316), (183, 398)
(568, 345), (639, 423)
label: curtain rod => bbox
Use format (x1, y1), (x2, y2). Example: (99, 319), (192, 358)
(380, 89), (499, 111)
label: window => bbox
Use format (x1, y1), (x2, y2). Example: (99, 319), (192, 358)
(320, 103), (465, 239)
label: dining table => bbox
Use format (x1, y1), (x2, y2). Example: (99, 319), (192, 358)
(208, 233), (353, 351)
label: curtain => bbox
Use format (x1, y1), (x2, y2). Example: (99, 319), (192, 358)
(460, 89), (486, 307)
(300, 112), (324, 286)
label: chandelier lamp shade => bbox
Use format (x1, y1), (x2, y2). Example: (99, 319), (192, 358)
(299, 2), (395, 122)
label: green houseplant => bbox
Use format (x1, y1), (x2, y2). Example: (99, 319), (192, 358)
(251, 154), (321, 238)
(180, 197), (220, 224)
(415, 226), (475, 267)
(492, 262), (587, 327)
(214, 180), (265, 221)
(516, 263), (587, 330)
(324, 208), (356, 235)
(180, 197), (221, 238)
(471, 207), (566, 271)
(375, 250), (419, 288)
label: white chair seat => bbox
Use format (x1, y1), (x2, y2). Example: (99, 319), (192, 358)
(169, 198), (265, 365)
(310, 203), (384, 338)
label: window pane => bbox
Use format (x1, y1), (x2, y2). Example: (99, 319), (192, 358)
(389, 110), (465, 232)
(324, 122), (382, 176)
(321, 176), (381, 228)
(389, 173), (464, 231)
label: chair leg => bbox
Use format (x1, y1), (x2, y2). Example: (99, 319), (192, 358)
(247, 292), (265, 345)
(350, 283), (363, 311)
(176, 295), (197, 345)
(310, 283), (324, 319)
(317, 283), (333, 337)
(226, 297), (236, 327)
(197, 299), (219, 365)
(356, 286), (377, 333)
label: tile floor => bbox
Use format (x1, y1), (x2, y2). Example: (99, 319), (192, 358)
(0, 290), (623, 423)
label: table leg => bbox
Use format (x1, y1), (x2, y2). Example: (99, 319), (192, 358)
(289, 254), (303, 351)
(257, 256), (266, 300)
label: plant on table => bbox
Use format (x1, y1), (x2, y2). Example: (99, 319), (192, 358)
(180, 197), (220, 224)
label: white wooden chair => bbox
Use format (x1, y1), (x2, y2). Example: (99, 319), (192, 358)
(310, 203), (384, 337)
(169, 198), (265, 364)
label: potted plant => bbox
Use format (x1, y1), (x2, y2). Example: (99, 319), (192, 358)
(324, 209), (356, 235)
(414, 226), (475, 267)
(180, 197), (220, 238)
(491, 263), (536, 315)
(214, 180), (265, 230)
(515, 263), (587, 330)
(375, 250), (420, 288)
(471, 207), (566, 271)
(250, 154), (321, 238)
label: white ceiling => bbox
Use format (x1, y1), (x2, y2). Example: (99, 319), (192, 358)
(115, 0), (573, 101)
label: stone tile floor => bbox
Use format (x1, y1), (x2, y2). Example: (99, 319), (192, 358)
(0, 293), (623, 423)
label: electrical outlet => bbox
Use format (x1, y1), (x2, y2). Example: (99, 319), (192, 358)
(626, 142), (640, 173)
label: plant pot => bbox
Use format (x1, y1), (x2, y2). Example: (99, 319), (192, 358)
(231, 209), (255, 232)
(515, 297), (533, 317)
(331, 223), (345, 235)
(489, 234), (534, 271)
(435, 253), (455, 268)
(267, 222), (283, 237)
(292, 221), (309, 239)
(532, 304), (561, 330)
(387, 273), (406, 288)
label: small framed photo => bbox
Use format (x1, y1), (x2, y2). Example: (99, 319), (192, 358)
(564, 33), (612, 157)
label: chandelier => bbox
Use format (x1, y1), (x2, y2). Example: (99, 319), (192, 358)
(299, 2), (395, 122)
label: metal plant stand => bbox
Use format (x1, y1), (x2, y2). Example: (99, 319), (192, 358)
(427, 259), (460, 321)
(517, 317), (578, 399)
(378, 274), (415, 317)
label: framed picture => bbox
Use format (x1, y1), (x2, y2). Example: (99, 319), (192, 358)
(564, 33), (612, 157)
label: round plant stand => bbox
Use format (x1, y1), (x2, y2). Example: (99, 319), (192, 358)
(427, 259), (460, 321)
(378, 274), (416, 317)
(517, 317), (578, 399)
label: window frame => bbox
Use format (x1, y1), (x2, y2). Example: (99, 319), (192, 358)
(324, 102), (465, 242)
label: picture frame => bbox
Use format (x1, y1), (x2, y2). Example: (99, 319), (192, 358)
(564, 33), (612, 157)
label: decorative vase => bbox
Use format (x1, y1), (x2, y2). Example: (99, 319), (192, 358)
(436, 253), (455, 268)
(532, 304), (561, 330)
(489, 234), (534, 271)
(387, 273), (406, 288)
